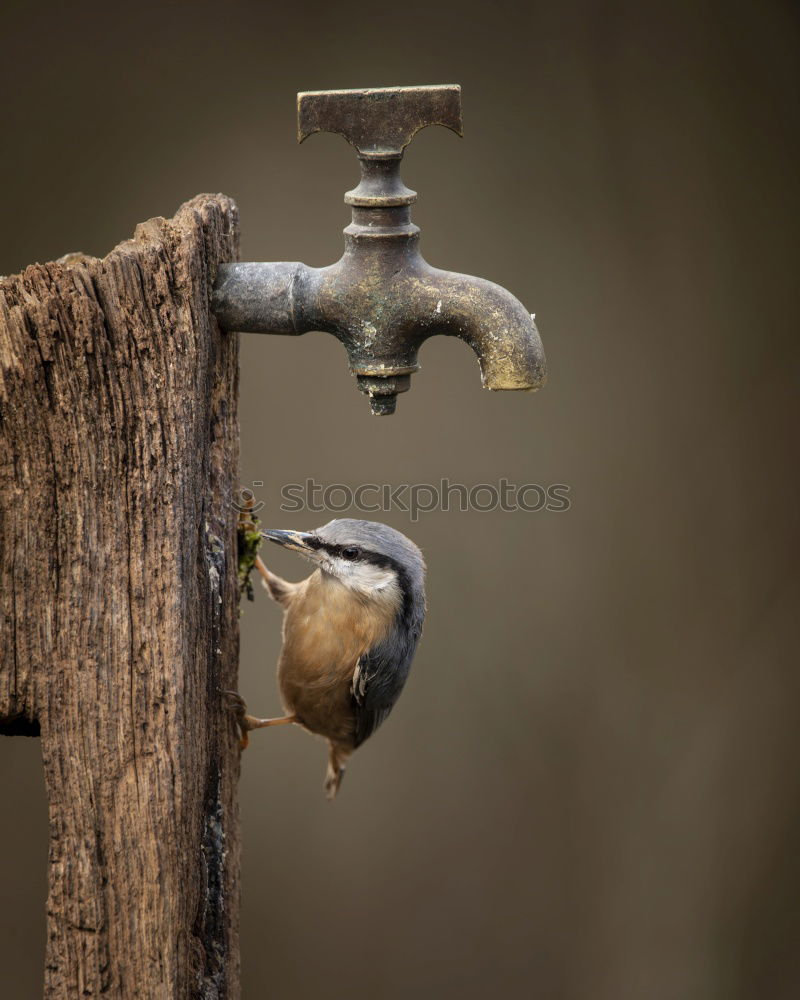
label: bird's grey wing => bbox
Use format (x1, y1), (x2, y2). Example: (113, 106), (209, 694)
(351, 627), (419, 748)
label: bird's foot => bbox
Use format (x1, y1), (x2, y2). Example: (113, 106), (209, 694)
(222, 690), (297, 750)
(324, 765), (346, 800)
(325, 743), (350, 799)
(222, 690), (252, 749)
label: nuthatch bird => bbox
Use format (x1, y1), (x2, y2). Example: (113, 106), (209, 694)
(229, 519), (426, 798)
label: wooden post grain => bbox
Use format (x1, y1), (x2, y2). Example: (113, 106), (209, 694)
(0, 195), (242, 998)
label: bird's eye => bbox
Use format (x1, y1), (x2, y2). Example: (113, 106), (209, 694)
(341, 546), (361, 561)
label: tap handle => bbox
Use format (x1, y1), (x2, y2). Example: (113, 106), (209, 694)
(297, 85), (462, 158)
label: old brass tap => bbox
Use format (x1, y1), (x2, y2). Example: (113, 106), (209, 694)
(212, 85), (547, 414)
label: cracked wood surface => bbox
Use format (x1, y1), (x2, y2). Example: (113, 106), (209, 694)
(0, 194), (241, 998)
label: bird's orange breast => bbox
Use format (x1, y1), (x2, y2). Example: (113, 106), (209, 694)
(276, 572), (396, 746)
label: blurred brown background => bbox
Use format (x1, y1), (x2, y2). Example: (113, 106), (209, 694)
(1, 1), (798, 997)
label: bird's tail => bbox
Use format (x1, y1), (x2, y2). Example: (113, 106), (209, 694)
(325, 743), (351, 800)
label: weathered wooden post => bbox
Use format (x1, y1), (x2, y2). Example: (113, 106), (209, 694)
(0, 195), (242, 998)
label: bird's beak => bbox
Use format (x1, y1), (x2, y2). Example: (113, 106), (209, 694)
(261, 528), (318, 556)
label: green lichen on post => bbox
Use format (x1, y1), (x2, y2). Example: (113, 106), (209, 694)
(237, 506), (262, 602)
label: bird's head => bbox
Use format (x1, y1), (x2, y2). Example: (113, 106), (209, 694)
(261, 519), (425, 603)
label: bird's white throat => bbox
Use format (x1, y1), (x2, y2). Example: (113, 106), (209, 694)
(320, 558), (402, 607)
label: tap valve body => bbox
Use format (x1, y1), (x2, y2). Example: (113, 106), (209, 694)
(212, 85), (546, 414)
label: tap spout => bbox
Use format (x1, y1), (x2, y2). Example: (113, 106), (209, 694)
(417, 267), (546, 392)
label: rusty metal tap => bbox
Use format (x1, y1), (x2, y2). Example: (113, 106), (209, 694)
(212, 85), (547, 414)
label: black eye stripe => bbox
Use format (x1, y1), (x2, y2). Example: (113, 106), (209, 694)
(318, 541), (397, 573)
(318, 541), (346, 558)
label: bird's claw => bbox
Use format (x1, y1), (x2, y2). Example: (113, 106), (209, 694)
(222, 689), (247, 716)
(221, 690), (250, 749)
